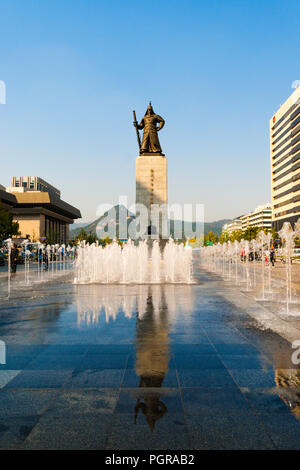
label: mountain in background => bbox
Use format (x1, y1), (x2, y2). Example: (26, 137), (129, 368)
(69, 205), (230, 239)
(70, 222), (89, 230)
(70, 205), (135, 239)
(203, 219), (231, 236)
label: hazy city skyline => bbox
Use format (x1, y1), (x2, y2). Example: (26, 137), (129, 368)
(0, 0), (299, 222)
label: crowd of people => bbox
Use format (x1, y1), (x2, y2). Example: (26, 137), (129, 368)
(3, 242), (75, 275)
(240, 247), (276, 267)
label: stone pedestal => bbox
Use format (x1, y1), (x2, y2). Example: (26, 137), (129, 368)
(136, 154), (168, 237)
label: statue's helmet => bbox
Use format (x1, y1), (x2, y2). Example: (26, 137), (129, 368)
(145, 102), (154, 115)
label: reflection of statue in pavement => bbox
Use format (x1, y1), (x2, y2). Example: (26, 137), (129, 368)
(134, 397), (167, 431)
(134, 286), (169, 431)
(263, 340), (300, 421)
(275, 369), (300, 420)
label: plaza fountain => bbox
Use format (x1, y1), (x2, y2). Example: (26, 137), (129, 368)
(1, 239), (76, 299)
(1, 236), (194, 300)
(278, 221), (300, 314)
(74, 238), (194, 285)
(199, 218), (300, 316)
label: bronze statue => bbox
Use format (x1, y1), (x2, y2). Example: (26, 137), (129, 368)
(133, 102), (165, 155)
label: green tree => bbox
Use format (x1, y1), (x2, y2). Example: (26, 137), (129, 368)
(219, 232), (229, 244)
(0, 202), (20, 243)
(76, 228), (88, 241)
(73, 229), (100, 245)
(116, 237), (123, 247)
(229, 229), (243, 243)
(100, 236), (112, 246)
(86, 233), (98, 244)
(243, 226), (261, 241)
(204, 230), (218, 245)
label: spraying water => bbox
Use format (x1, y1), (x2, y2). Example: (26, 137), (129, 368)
(199, 218), (300, 316)
(74, 238), (194, 284)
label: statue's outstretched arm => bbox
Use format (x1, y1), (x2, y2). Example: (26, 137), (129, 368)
(156, 115), (165, 132)
(137, 118), (144, 130)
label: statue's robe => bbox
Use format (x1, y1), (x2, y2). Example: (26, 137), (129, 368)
(138, 113), (165, 153)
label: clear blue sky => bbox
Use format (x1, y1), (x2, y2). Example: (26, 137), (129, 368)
(0, 0), (299, 222)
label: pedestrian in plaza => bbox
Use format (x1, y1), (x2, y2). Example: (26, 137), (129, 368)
(265, 249), (270, 265)
(38, 247), (43, 266)
(270, 248), (275, 267)
(10, 243), (18, 274)
(43, 249), (49, 270)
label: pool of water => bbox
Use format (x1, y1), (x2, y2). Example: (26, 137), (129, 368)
(0, 264), (300, 449)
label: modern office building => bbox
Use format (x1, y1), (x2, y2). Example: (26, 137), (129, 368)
(1, 177), (81, 243)
(240, 204), (272, 231)
(270, 86), (300, 231)
(223, 204), (272, 236)
(7, 176), (61, 198)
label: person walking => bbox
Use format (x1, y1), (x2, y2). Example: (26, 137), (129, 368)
(43, 248), (49, 270)
(270, 248), (275, 267)
(10, 243), (18, 274)
(265, 249), (270, 265)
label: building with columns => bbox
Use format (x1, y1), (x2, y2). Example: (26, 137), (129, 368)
(1, 177), (81, 243)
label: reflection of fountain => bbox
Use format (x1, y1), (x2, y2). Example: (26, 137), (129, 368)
(76, 284), (194, 327)
(275, 369), (300, 420)
(74, 239), (193, 284)
(76, 285), (137, 326)
(0, 340), (5, 364)
(75, 283), (193, 430)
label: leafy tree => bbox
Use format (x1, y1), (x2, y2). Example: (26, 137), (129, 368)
(219, 232), (229, 244)
(204, 230), (218, 245)
(100, 236), (112, 246)
(174, 236), (187, 244)
(76, 228), (88, 242)
(116, 237), (123, 247)
(243, 226), (261, 241)
(0, 202), (20, 243)
(72, 230), (117, 247)
(229, 229), (243, 243)
(73, 229), (100, 245)
(219, 226), (272, 244)
(86, 233), (98, 244)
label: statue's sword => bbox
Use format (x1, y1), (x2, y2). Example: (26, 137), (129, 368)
(133, 110), (141, 151)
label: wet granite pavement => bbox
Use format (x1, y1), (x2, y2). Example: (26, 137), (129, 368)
(0, 265), (300, 449)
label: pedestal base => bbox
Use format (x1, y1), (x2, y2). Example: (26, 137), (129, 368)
(136, 154), (168, 237)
